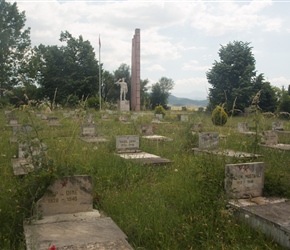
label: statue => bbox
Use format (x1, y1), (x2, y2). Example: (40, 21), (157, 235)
(115, 78), (128, 101)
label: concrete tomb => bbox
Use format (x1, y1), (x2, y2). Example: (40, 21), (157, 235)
(272, 121), (283, 131)
(260, 130), (290, 150)
(226, 162), (290, 249)
(192, 132), (261, 159)
(12, 140), (46, 175)
(79, 123), (108, 143)
(116, 135), (172, 165)
(24, 175), (132, 250)
(10, 125), (33, 143)
(139, 124), (172, 142)
(119, 115), (130, 124)
(179, 114), (189, 122)
(47, 117), (60, 126)
(238, 122), (255, 135)
(7, 116), (19, 126)
(155, 114), (163, 120)
(191, 122), (202, 132)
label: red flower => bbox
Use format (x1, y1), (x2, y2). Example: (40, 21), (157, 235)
(48, 245), (56, 250)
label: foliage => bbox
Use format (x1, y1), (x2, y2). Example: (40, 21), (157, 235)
(140, 78), (150, 110)
(0, 0), (31, 97)
(211, 105), (228, 126)
(150, 77), (174, 109)
(154, 105), (166, 116)
(207, 41), (257, 113)
(277, 86), (290, 118)
(34, 31), (99, 106)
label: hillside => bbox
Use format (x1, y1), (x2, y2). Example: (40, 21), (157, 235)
(168, 95), (208, 107)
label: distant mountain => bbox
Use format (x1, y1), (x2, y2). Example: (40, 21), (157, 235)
(168, 95), (208, 107)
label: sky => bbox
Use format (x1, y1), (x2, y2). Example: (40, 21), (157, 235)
(13, 0), (290, 100)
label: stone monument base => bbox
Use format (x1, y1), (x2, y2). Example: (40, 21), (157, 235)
(118, 100), (130, 111)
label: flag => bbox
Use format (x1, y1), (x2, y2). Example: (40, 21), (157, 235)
(99, 35), (101, 48)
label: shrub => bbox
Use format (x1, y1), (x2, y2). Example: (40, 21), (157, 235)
(211, 105), (228, 126)
(154, 105), (166, 116)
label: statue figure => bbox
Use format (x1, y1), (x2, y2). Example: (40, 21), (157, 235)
(115, 78), (128, 101)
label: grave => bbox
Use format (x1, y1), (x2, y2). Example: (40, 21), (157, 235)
(79, 123), (108, 143)
(102, 114), (110, 120)
(47, 117), (61, 126)
(272, 121), (283, 131)
(191, 122), (202, 133)
(7, 116), (19, 126)
(238, 122), (255, 135)
(139, 124), (173, 142)
(115, 135), (172, 165)
(260, 130), (290, 150)
(155, 114), (163, 120)
(192, 132), (261, 159)
(12, 140), (46, 175)
(225, 162), (290, 249)
(10, 125), (32, 143)
(178, 114), (189, 122)
(119, 115), (130, 124)
(24, 175), (132, 250)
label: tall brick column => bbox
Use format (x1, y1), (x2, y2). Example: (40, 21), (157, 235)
(131, 29), (140, 111)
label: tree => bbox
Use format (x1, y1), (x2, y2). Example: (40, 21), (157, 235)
(35, 31), (99, 106)
(150, 77), (174, 109)
(140, 78), (150, 110)
(278, 86), (290, 116)
(0, 0), (31, 97)
(207, 41), (256, 113)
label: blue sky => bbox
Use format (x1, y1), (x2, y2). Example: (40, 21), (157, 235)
(14, 0), (290, 100)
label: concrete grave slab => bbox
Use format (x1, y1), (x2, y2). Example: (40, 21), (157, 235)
(191, 122), (202, 132)
(260, 130), (290, 150)
(225, 162), (264, 199)
(10, 125), (33, 142)
(179, 114), (189, 122)
(272, 121), (284, 131)
(192, 132), (261, 159)
(47, 117), (61, 126)
(11, 158), (34, 175)
(79, 124), (108, 143)
(102, 114), (110, 120)
(7, 117), (19, 126)
(238, 122), (255, 135)
(24, 176), (132, 250)
(142, 135), (173, 142)
(229, 199), (290, 249)
(116, 135), (172, 165)
(139, 124), (154, 135)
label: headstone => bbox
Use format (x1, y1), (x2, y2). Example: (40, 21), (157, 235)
(179, 115), (188, 122)
(102, 114), (110, 120)
(192, 122), (202, 132)
(272, 121), (283, 131)
(119, 115), (129, 123)
(261, 131), (278, 146)
(18, 141), (45, 158)
(131, 114), (138, 120)
(24, 175), (132, 250)
(63, 112), (70, 118)
(81, 123), (97, 137)
(10, 125), (33, 142)
(198, 107), (204, 112)
(87, 114), (94, 123)
(225, 162), (264, 199)
(7, 116), (19, 126)
(238, 122), (249, 133)
(198, 132), (219, 149)
(36, 176), (93, 216)
(116, 135), (139, 153)
(47, 117), (60, 126)
(139, 124), (153, 135)
(155, 114), (163, 120)
(5, 110), (11, 115)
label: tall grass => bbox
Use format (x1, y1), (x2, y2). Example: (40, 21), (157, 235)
(0, 108), (288, 249)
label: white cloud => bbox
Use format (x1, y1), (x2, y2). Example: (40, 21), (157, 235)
(270, 76), (290, 89)
(145, 64), (166, 72)
(182, 61), (209, 71)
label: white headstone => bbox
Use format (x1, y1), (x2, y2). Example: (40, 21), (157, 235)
(272, 121), (283, 131)
(81, 124), (97, 137)
(199, 132), (219, 149)
(116, 135), (139, 152)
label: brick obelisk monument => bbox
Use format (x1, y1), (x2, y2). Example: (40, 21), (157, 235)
(131, 29), (141, 111)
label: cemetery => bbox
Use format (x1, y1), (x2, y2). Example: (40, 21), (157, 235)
(1, 108), (290, 250)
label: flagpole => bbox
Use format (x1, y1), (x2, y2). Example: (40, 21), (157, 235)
(99, 35), (101, 111)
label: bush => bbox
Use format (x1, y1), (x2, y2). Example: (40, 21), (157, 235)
(154, 105), (166, 116)
(211, 105), (228, 126)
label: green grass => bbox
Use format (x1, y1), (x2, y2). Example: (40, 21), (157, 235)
(0, 108), (288, 249)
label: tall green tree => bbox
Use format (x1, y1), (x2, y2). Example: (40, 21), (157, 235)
(140, 78), (150, 110)
(207, 41), (256, 113)
(36, 31), (99, 106)
(0, 0), (31, 97)
(150, 77), (174, 109)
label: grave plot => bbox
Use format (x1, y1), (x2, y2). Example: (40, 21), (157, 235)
(260, 130), (290, 150)
(272, 121), (284, 131)
(9, 125), (32, 143)
(225, 162), (290, 249)
(237, 122), (255, 135)
(11, 140), (46, 175)
(192, 132), (261, 159)
(79, 123), (108, 143)
(119, 115), (131, 124)
(7, 116), (19, 126)
(24, 175), (132, 250)
(47, 117), (61, 126)
(151, 114), (169, 124)
(178, 114), (189, 122)
(191, 122), (203, 133)
(115, 135), (172, 165)
(139, 124), (173, 141)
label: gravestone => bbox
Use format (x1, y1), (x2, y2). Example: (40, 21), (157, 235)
(139, 124), (154, 135)
(155, 114), (163, 120)
(24, 175), (132, 250)
(10, 125), (33, 142)
(7, 116), (19, 126)
(102, 114), (110, 120)
(191, 122), (202, 132)
(131, 114), (138, 120)
(79, 124), (108, 143)
(47, 117), (60, 126)
(87, 114), (94, 123)
(119, 115), (130, 124)
(225, 162), (264, 199)
(115, 135), (172, 165)
(179, 114), (189, 122)
(272, 121), (283, 131)
(199, 132), (219, 149)
(63, 112), (70, 118)
(261, 131), (278, 146)
(238, 122), (249, 133)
